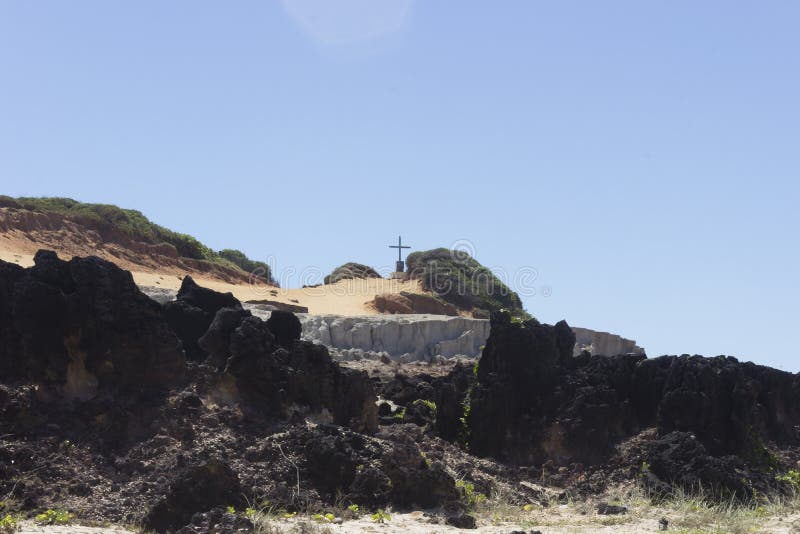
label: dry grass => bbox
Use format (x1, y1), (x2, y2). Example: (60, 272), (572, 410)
(468, 482), (800, 533)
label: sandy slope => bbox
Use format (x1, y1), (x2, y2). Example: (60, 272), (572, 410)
(0, 246), (424, 316)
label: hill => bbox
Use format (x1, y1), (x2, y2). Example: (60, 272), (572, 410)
(0, 196), (275, 285)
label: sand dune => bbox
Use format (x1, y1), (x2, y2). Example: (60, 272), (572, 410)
(0, 245), (424, 316)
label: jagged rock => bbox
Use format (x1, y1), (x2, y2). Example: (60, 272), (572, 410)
(198, 307), (252, 369)
(163, 276), (242, 362)
(226, 317), (377, 432)
(0, 250), (185, 394)
(142, 459), (244, 533)
(177, 276), (241, 314)
(464, 310), (800, 471)
(433, 363), (475, 442)
(468, 311), (575, 462)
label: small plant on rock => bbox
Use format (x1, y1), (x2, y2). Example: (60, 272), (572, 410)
(344, 504), (360, 519)
(776, 469), (800, 491)
(0, 514), (19, 534)
(456, 479), (487, 508)
(370, 509), (391, 523)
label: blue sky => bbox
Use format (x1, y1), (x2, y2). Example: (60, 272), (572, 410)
(1, 1), (798, 370)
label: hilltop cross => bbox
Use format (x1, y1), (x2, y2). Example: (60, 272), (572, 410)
(389, 235), (411, 273)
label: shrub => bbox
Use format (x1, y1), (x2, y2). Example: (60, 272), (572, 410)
(370, 509), (391, 523)
(218, 249), (273, 282)
(324, 263), (381, 285)
(0, 514), (18, 534)
(405, 248), (528, 317)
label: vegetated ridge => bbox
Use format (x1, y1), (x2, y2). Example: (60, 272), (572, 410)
(0, 196), (275, 285)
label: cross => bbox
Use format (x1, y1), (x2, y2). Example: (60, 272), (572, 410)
(389, 235), (411, 272)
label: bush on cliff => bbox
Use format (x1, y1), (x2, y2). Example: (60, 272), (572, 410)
(217, 249), (273, 281)
(405, 248), (527, 317)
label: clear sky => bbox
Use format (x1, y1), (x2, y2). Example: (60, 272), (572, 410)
(1, 1), (798, 370)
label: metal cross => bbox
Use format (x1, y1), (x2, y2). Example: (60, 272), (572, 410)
(389, 235), (411, 263)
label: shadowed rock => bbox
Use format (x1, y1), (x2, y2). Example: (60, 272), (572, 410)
(163, 276), (243, 362)
(142, 459), (244, 533)
(0, 250), (185, 395)
(466, 310), (800, 466)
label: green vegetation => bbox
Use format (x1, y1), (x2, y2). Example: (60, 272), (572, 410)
(324, 262), (381, 285)
(218, 249), (273, 282)
(0, 196), (275, 283)
(370, 509), (391, 523)
(310, 512), (335, 523)
(775, 469), (800, 490)
(412, 398), (437, 413)
(0, 514), (18, 534)
(458, 387), (473, 448)
(405, 248), (528, 317)
(34, 509), (73, 526)
(456, 479), (487, 508)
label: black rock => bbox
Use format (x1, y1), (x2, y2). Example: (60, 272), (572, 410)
(164, 276), (243, 362)
(0, 250), (185, 392)
(176, 275), (241, 315)
(265, 310), (302, 348)
(596, 502), (627, 515)
(142, 460), (244, 533)
(446, 514), (477, 529)
(198, 307), (251, 368)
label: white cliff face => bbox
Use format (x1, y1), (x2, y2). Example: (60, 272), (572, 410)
(572, 327), (644, 357)
(138, 286), (644, 361)
(297, 314), (491, 362)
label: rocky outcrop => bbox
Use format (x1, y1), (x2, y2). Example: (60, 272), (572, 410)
(465, 310), (800, 497)
(226, 318), (377, 433)
(300, 314), (491, 361)
(373, 291), (459, 316)
(163, 276), (242, 362)
(0, 250), (185, 396)
(0, 251), (377, 432)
